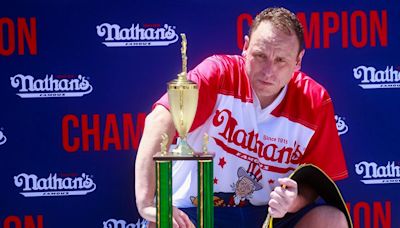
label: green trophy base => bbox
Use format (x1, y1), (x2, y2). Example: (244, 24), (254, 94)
(154, 152), (215, 228)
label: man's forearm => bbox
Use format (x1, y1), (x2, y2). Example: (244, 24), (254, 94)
(135, 106), (175, 222)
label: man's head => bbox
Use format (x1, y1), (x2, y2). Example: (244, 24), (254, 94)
(249, 7), (304, 53)
(243, 7), (305, 108)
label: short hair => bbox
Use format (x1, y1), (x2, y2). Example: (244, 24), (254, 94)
(249, 7), (304, 53)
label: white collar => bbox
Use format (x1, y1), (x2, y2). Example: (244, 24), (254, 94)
(253, 85), (288, 122)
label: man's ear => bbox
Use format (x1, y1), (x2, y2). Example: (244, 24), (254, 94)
(242, 35), (250, 56)
(294, 49), (305, 71)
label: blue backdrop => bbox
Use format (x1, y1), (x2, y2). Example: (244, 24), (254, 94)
(1, 1), (399, 227)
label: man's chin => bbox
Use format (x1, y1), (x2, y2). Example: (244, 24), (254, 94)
(257, 91), (276, 98)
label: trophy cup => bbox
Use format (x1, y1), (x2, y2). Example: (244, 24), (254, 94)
(167, 33), (198, 155)
(153, 34), (214, 228)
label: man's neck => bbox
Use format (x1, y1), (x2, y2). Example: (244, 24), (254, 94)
(258, 96), (276, 109)
(257, 90), (283, 109)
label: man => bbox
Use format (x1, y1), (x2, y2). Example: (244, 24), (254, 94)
(135, 7), (349, 228)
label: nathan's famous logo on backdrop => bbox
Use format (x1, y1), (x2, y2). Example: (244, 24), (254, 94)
(0, 129), (7, 145)
(14, 173), (96, 197)
(353, 66), (400, 89)
(355, 161), (400, 184)
(96, 23), (179, 47)
(62, 113), (145, 153)
(236, 10), (388, 50)
(10, 74), (93, 98)
(103, 218), (146, 228)
(2, 215), (43, 228)
(0, 17), (37, 56)
(335, 115), (348, 135)
(346, 200), (391, 228)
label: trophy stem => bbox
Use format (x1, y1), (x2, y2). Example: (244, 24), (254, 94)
(171, 137), (194, 155)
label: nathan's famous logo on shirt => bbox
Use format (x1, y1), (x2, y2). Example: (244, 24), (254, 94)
(103, 218), (146, 228)
(355, 161), (400, 184)
(10, 74), (93, 98)
(212, 109), (303, 174)
(96, 23), (179, 47)
(353, 66), (400, 89)
(335, 115), (348, 135)
(0, 129), (7, 145)
(14, 173), (96, 197)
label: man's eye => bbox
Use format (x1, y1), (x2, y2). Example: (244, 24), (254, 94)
(255, 53), (265, 59)
(276, 58), (284, 63)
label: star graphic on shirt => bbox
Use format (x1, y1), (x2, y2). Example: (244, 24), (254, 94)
(268, 179), (275, 184)
(214, 177), (218, 184)
(218, 157), (226, 168)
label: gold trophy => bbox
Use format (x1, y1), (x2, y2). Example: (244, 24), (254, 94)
(154, 34), (214, 228)
(167, 33), (198, 155)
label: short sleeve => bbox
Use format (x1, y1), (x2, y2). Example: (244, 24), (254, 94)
(153, 56), (223, 132)
(300, 99), (349, 181)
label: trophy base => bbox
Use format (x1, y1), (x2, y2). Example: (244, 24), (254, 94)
(170, 140), (194, 156)
(153, 151), (215, 228)
(153, 151), (215, 161)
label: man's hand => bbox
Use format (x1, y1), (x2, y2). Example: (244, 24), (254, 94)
(268, 178), (298, 218)
(146, 206), (195, 228)
(172, 207), (195, 228)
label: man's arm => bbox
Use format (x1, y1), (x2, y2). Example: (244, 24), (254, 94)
(135, 105), (193, 227)
(135, 105), (175, 222)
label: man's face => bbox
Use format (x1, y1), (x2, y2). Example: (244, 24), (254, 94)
(243, 21), (304, 107)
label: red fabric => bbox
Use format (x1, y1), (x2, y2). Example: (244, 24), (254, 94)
(155, 55), (348, 181)
(154, 55), (252, 132)
(272, 72), (348, 180)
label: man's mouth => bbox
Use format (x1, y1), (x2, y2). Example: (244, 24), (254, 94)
(260, 80), (273, 86)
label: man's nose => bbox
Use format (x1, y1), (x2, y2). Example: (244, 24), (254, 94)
(262, 60), (275, 79)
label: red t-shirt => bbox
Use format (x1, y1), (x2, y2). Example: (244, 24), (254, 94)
(155, 55), (348, 207)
